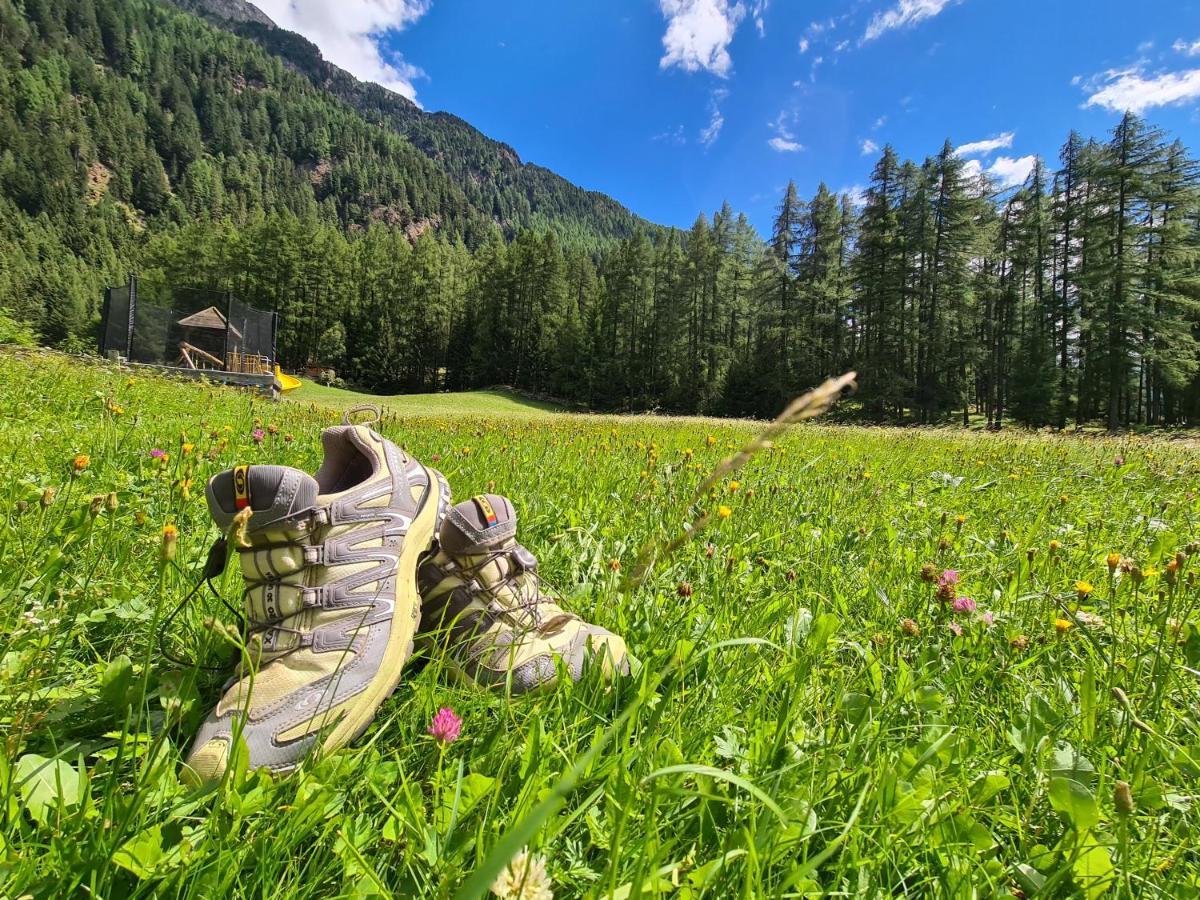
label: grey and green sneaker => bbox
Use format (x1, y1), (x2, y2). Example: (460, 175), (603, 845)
(417, 494), (629, 692)
(183, 421), (450, 786)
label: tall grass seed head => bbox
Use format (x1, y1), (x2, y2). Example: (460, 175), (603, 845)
(1114, 781), (1134, 816)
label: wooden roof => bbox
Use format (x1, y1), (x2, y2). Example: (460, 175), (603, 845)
(176, 306), (242, 338)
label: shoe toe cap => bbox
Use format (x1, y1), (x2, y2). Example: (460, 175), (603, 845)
(182, 737), (230, 788)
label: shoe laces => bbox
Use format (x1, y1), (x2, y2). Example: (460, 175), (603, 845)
(455, 544), (576, 634)
(234, 535), (315, 663)
(160, 528), (319, 672)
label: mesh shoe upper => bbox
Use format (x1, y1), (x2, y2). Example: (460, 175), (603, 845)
(418, 494), (629, 692)
(184, 424), (444, 784)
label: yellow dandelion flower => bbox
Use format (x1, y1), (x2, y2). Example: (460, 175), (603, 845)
(717, 505), (732, 519)
(1106, 552), (1121, 571)
(1055, 617), (1073, 634)
(182, 443), (195, 456)
(72, 454), (90, 472)
(1075, 580), (1094, 600)
(728, 480), (740, 493)
(161, 523), (179, 562)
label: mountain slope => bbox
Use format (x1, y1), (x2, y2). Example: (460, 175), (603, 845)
(168, 0), (653, 246)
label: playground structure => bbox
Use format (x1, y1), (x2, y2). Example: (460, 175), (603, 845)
(100, 277), (301, 396)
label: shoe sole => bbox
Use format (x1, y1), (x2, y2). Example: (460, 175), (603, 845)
(311, 464), (449, 757)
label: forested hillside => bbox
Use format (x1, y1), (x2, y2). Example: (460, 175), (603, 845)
(0, 0), (646, 344)
(176, 0), (653, 244)
(0, 0), (1197, 426)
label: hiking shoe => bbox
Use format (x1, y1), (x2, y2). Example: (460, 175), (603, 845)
(183, 422), (450, 786)
(418, 494), (629, 692)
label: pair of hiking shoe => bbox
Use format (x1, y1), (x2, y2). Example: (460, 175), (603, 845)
(183, 417), (629, 786)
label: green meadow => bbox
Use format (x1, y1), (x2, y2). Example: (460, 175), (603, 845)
(1, 348), (1198, 898)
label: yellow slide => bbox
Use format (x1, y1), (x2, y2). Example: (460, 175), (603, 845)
(274, 365), (302, 392)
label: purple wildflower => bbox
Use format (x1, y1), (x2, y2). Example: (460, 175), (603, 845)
(251, 428), (265, 444)
(951, 596), (977, 615)
(936, 568), (959, 602)
(149, 448), (166, 459)
(428, 706), (462, 745)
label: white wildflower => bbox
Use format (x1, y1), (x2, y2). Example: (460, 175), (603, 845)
(491, 847), (553, 900)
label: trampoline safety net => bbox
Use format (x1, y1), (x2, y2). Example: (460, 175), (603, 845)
(99, 278), (277, 375)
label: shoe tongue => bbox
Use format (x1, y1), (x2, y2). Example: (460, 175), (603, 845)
(440, 494), (517, 555)
(206, 464), (319, 532)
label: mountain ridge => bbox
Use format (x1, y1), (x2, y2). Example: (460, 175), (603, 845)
(166, 0), (656, 245)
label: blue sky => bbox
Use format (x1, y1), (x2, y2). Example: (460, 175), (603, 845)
(255, 0), (1200, 235)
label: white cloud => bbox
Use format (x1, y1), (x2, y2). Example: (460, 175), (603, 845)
(872, 115), (887, 130)
(769, 137), (804, 152)
(659, 0), (747, 77)
(838, 184), (867, 207)
(960, 155), (1038, 188)
(986, 154), (1036, 188)
(863, 0), (959, 43)
(1081, 64), (1200, 113)
(751, 0), (768, 36)
(653, 124), (688, 145)
(767, 110), (803, 152)
(954, 131), (1014, 157)
(798, 37), (810, 53)
(834, 39), (850, 52)
(1174, 38), (1200, 56)
(699, 88), (729, 146)
(860, 138), (879, 155)
(700, 111), (724, 145)
(810, 55), (824, 81)
(254, 0), (430, 103)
